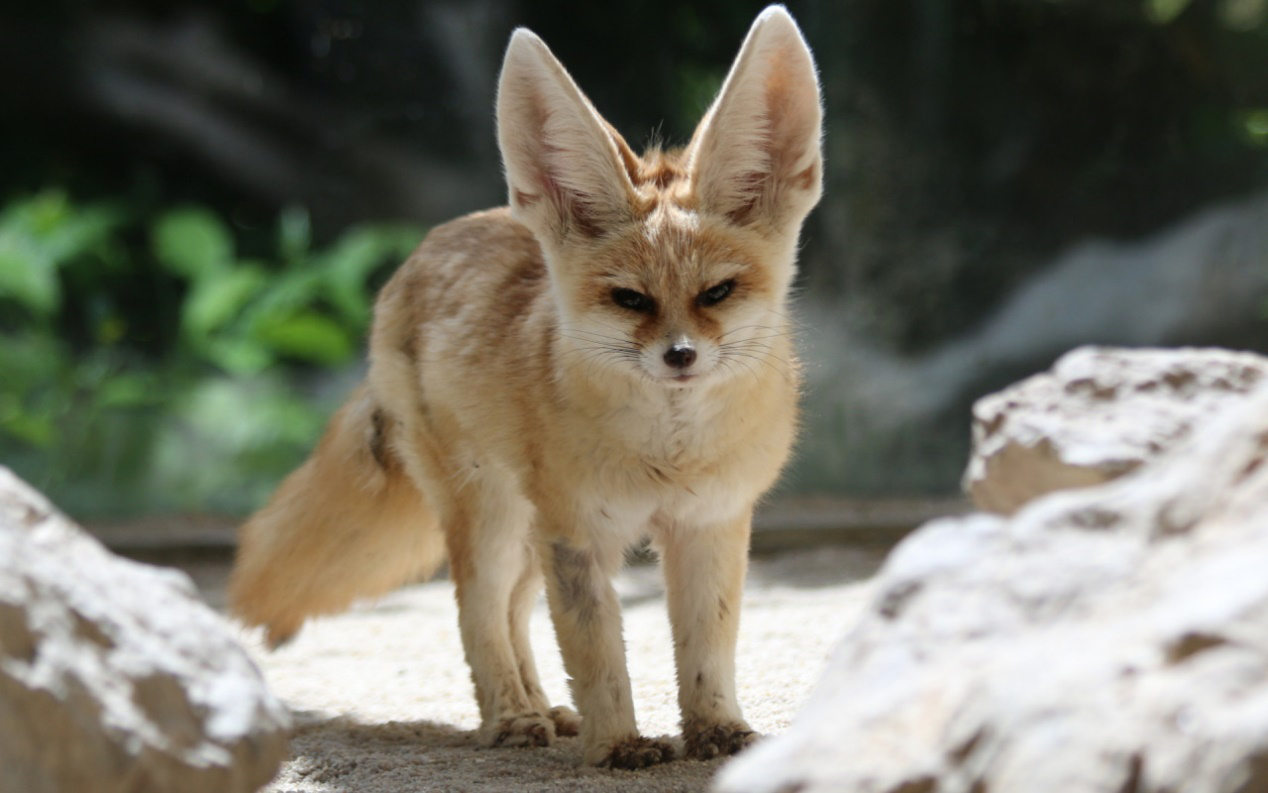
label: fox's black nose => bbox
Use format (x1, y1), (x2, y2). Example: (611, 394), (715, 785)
(663, 342), (697, 369)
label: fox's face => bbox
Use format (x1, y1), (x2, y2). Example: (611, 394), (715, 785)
(553, 207), (791, 388)
(496, 7), (821, 390)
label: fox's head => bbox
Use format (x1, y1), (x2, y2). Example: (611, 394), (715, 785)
(496, 6), (822, 389)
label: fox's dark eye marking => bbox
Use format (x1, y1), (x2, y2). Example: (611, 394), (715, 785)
(612, 287), (656, 314)
(697, 279), (736, 308)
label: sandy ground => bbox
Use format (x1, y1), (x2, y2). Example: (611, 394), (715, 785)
(188, 546), (886, 793)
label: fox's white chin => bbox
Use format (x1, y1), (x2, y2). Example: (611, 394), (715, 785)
(649, 369), (709, 388)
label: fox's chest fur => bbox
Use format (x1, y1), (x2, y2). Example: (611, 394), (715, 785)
(554, 372), (796, 535)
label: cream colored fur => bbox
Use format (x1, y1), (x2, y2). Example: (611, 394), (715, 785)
(229, 5), (822, 769)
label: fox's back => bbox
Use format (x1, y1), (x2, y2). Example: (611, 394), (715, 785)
(375, 208), (551, 362)
(379, 209), (571, 398)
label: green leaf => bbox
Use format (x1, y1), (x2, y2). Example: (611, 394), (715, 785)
(0, 246), (58, 315)
(37, 204), (127, 266)
(0, 190), (125, 264)
(183, 266), (268, 341)
(152, 208), (234, 280)
(202, 337), (275, 376)
(245, 267), (324, 321)
(0, 404), (55, 448)
(252, 311), (354, 365)
(0, 191), (125, 315)
(96, 374), (162, 409)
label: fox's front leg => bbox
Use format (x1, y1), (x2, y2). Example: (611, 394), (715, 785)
(541, 534), (676, 769)
(659, 509), (759, 760)
(442, 474), (576, 748)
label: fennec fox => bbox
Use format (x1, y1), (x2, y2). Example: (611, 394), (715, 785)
(230, 5), (822, 769)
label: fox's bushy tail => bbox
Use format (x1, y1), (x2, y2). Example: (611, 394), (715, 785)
(228, 385), (444, 647)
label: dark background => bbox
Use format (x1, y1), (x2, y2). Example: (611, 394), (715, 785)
(4, 0), (1268, 518)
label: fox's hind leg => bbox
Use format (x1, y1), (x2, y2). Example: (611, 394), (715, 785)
(443, 470), (570, 747)
(507, 557), (581, 738)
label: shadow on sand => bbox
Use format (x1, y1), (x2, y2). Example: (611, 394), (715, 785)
(272, 710), (722, 793)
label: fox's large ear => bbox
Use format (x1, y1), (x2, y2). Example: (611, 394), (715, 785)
(496, 29), (636, 242)
(686, 6), (823, 234)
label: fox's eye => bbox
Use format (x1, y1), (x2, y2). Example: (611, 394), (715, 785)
(697, 279), (736, 307)
(611, 288), (655, 313)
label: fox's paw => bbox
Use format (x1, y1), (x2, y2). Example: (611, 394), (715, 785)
(548, 705), (581, 737)
(482, 712), (556, 748)
(682, 720), (759, 760)
(592, 735), (677, 769)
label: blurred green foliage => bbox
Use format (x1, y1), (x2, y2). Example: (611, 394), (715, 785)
(0, 190), (423, 518)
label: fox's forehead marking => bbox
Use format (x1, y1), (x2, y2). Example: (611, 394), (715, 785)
(643, 203), (699, 244)
(637, 207), (709, 285)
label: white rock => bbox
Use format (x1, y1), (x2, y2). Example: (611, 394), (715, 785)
(964, 346), (1267, 513)
(717, 379), (1268, 793)
(0, 467), (289, 793)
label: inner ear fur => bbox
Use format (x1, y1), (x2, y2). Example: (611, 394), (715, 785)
(686, 5), (824, 233)
(495, 29), (638, 241)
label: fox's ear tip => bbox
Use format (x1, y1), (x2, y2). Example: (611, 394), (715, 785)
(505, 27), (547, 60)
(753, 5), (814, 46)
(755, 5), (797, 28)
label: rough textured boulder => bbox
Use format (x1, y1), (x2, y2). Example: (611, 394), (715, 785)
(964, 346), (1267, 514)
(0, 467), (289, 793)
(717, 375), (1268, 793)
